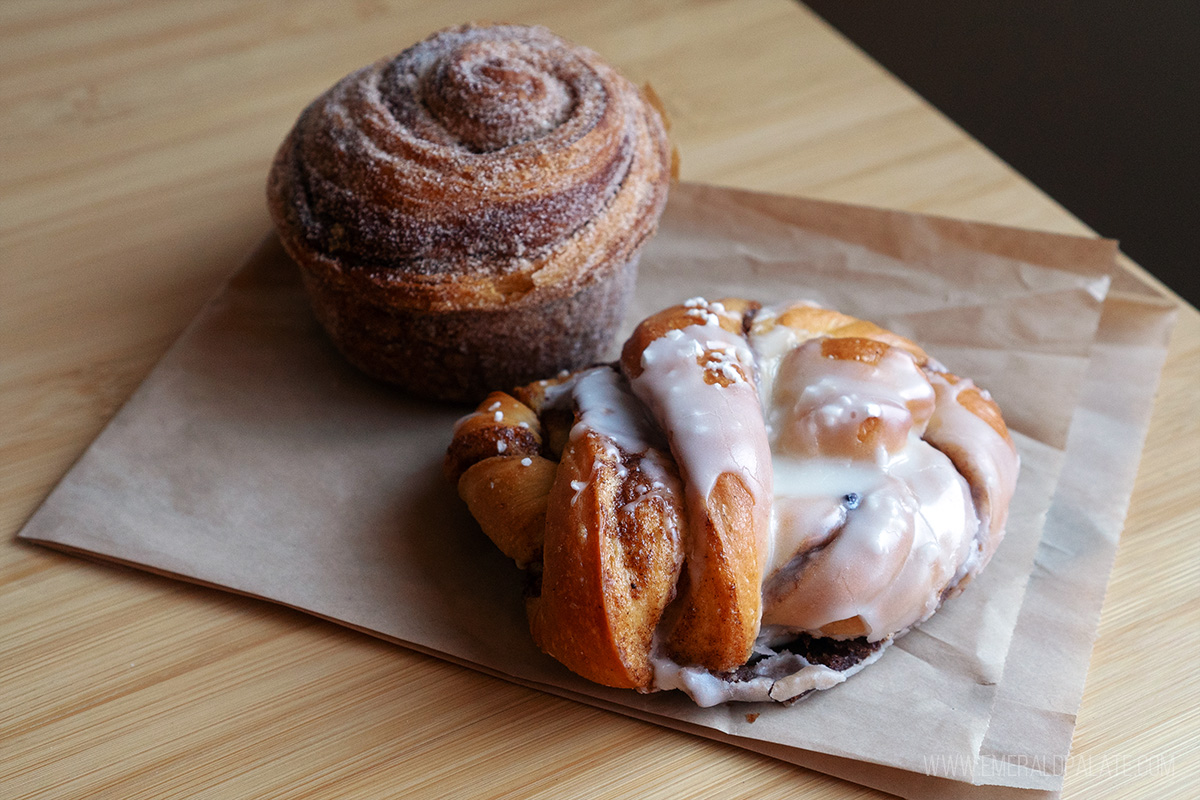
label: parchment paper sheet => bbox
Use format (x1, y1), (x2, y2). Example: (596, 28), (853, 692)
(19, 183), (1175, 798)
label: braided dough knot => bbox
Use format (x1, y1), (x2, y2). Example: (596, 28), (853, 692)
(446, 298), (1019, 704)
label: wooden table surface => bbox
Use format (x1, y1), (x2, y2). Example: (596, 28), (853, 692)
(3, 1), (1197, 797)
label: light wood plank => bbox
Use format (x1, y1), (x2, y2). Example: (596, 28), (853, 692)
(3, 1), (1196, 798)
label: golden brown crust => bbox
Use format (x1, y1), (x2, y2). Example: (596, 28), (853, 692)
(448, 373), (685, 689)
(660, 471), (763, 670)
(931, 370), (1013, 445)
(458, 455), (556, 568)
(444, 391), (552, 566)
(620, 297), (758, 380)
(755, 303), (929, 366)
(620, 298), (770, 672)
(444, 391), (541, 483)
(920, 367), (1018, 572)
(268, 23), (672, 402)
(529, 428), (684, 689)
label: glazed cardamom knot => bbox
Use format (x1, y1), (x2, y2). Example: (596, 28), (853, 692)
(445, 299), (1019, 706)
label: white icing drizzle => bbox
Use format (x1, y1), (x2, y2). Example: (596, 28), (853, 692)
(747, 302), (821, 408)
(550, 366), (680, 513)
(749, 307), (980, 641)
(626, 300), (773, 616)
(767, 338), (935, 461)
(923, 370), (1020, 573)
(762, 444), (976, 639)
(648, 627), (892, 707)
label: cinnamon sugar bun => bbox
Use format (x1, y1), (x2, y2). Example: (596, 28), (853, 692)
(446, 299), (1019, 705)
(268, 24), (672, 402)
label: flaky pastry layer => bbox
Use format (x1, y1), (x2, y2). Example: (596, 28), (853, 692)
(268, 23), (672, 401)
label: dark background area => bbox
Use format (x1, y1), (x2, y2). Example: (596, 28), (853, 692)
(804, 2), (1199, 307)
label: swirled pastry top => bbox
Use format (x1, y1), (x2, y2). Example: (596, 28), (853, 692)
(268, 23), (671, 310)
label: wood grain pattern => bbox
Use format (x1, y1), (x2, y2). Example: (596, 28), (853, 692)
(2, 1), (1196, 798)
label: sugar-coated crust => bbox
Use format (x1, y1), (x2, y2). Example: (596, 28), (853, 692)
(268, 23), (671, 402)
(296, 250), (639, 403)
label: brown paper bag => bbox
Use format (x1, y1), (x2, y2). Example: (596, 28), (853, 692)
(20, 183), (1175, 798)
